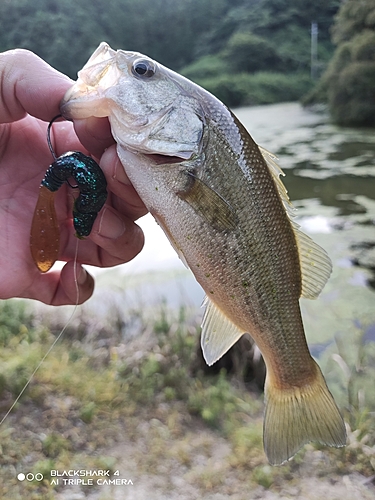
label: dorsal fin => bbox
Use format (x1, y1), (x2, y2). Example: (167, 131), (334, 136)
(259, 146), (332, 299)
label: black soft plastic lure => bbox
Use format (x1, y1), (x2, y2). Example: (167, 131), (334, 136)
(30, 115), (107, 272)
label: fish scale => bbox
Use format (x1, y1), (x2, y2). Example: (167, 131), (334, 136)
(61, 42), (346, 465)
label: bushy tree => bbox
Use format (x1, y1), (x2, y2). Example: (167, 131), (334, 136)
(315, 0), (375, 126)
(331, 0), (375, 43)
(222, 31), (281, 73)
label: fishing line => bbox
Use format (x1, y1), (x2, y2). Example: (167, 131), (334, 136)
(0, 240), (81, 427)
(47, 114), (78, 189)
(47, 114), (61, 161)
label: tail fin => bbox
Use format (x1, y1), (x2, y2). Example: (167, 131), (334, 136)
(264, 360), (346, 465)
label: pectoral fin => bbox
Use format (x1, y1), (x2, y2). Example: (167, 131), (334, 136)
(201, 297), (244, 365)
(177, 172), (237, 231)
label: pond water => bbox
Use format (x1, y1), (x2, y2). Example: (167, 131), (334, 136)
(92, 102), (375, 357)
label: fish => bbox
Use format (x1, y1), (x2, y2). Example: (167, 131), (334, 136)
(61, 42), (346, 465)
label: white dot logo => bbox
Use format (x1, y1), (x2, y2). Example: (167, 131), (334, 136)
(17, 472), (43, 481)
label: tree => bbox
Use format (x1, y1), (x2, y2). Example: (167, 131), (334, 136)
(331, 0), (375, 43)
(305, 0), (375, 126)
(222, 31), (281, 73)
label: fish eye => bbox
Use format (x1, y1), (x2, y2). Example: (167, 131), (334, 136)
(132, 59), (156, 78)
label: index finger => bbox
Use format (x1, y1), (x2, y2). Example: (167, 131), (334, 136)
(0, 48), (72, 123)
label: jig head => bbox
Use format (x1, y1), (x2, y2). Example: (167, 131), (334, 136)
(30, 115), (108, 272)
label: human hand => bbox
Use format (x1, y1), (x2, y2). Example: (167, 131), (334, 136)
(0, 49), (147, 305)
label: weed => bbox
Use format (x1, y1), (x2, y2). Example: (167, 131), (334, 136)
(0, 300), (34, 347)
(80, 401), (97, 424)
(187, 370), (238, 429)
(318, 324), (375, 476)
(42, 433), (71, 458)
(153, 299), (170, 334)
(32, 459), (56, 481)
(252, 465), (274, 488)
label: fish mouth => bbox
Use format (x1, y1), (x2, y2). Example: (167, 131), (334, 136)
(147, 153), (184, 165)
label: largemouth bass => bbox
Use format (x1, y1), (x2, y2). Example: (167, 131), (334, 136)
(61, 42), (346, 465)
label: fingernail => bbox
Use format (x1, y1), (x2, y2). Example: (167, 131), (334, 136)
(98, 207), (125, 239)
(77, 267), (87, 285)
(114, 157), (131, 186)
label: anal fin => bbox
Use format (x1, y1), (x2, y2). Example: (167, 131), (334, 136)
(201, 297), (244, 366)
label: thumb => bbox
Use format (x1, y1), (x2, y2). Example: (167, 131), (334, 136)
(23, 261), (95, 305)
